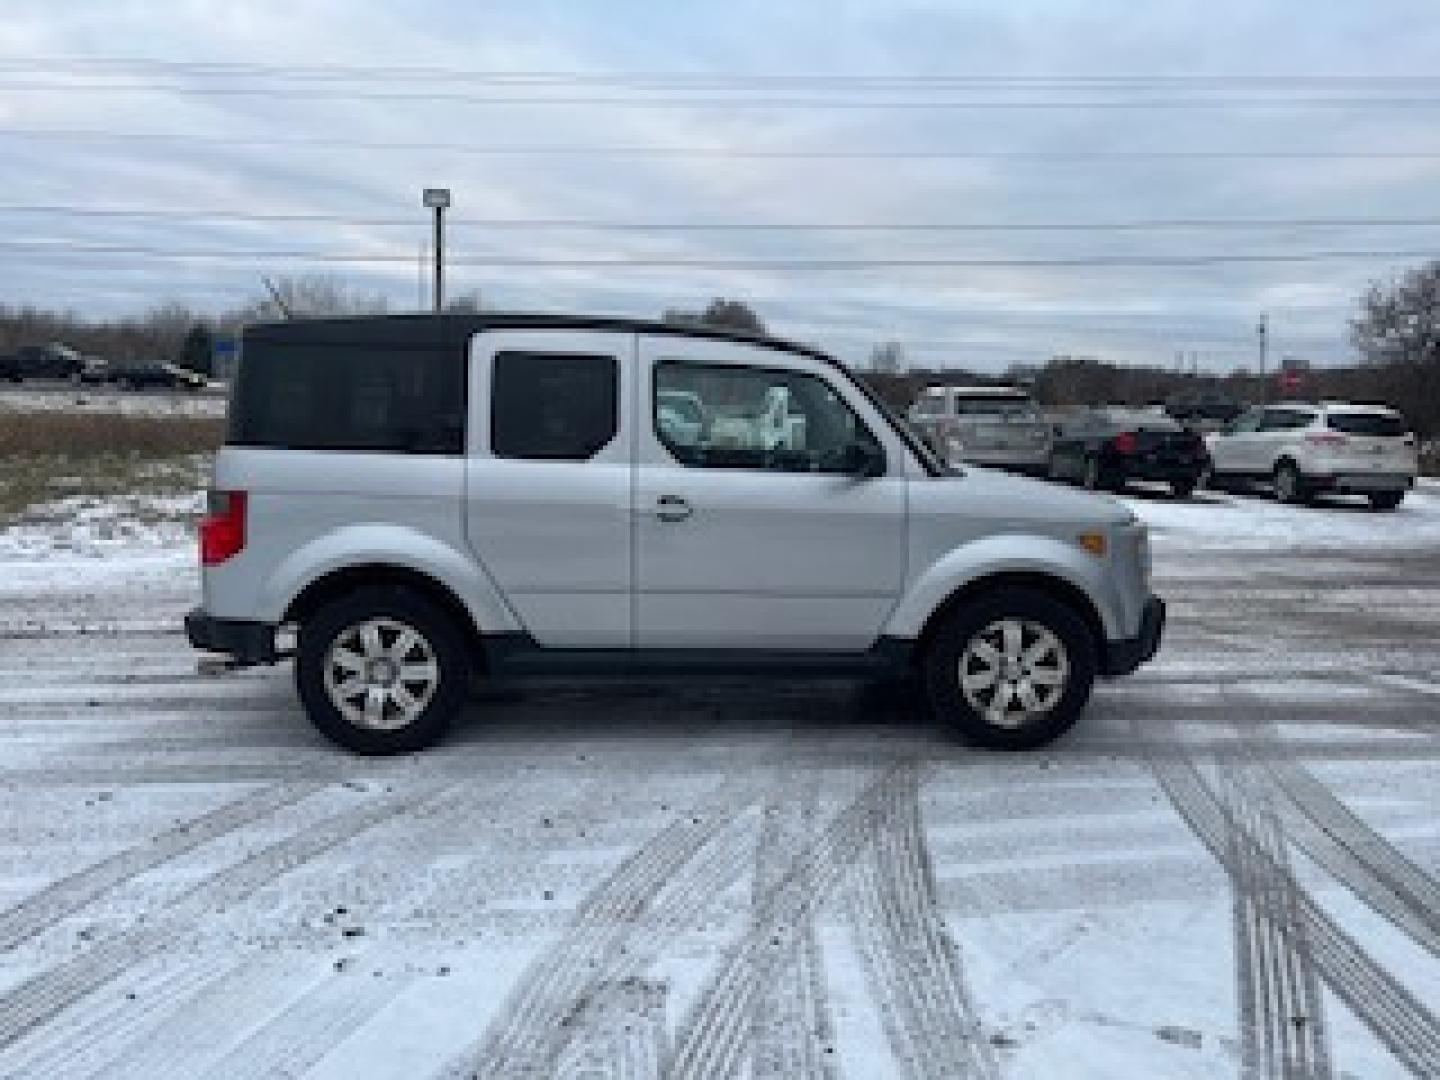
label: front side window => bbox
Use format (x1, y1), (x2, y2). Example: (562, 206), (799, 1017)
(655, 360), (882, 473)
(492, 351), (617, 460)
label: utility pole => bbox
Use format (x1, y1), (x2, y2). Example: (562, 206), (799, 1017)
(422, 188), (451, 313)
(1257, 313), (1269, 400)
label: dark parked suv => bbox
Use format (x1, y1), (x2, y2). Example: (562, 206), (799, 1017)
(1049, 407), (1209, 497)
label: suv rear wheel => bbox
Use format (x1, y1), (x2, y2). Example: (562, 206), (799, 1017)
(1274, 461), (1309, 506)
(922, 589), (1097, 750)
(1368, 491), (1405, 511)
(296, 586), (470, 754)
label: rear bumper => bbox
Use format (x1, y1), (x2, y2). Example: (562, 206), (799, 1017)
(185, 608), (277, 665)
(1306, 471), (1414, 494)
(1107, 456), (1208, 484)
(1102, 597), (1165, 678)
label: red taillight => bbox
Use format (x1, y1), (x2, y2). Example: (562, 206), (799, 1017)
(1305, 432), (1347, 447)
(1111, 431), (1138, 455)
(200, 490), (246, 566)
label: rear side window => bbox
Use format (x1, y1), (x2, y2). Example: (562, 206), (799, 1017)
(954, 396), (1037, 417)
(491, 352), (618, 460)
(229, 342), (465, 454)
(1327, 412), (1407, 437)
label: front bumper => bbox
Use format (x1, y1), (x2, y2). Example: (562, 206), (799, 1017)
(1101, 597), (1165, 678)
(185, 608), (278, 665)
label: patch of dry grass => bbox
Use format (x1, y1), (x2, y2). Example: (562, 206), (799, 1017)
(0, 408), (224, 458)
(1, 408), (222, 522)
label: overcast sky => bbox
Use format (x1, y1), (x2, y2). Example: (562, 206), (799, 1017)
(2, 0), (1439, 372)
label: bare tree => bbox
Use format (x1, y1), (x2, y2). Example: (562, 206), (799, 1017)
(868, 340), (906, 373)
(663, 298), (767, 335)
(234, 274), (391, 323)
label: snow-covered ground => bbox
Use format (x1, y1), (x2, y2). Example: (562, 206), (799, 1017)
(0, 385), (226, 418)
(1123, 478), (1440, 553)
(0, 482), (1436, 1078)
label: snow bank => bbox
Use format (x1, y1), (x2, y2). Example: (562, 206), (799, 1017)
(1124, 481), (1440, 552)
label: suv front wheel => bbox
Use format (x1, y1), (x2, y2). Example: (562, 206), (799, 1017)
(296, 586), (470, 754)
(922, 589), (1097, 750)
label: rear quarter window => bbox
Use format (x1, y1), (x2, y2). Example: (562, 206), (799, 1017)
(229, 340), (466, 454)
(1327, 412), (1407, 437)
(491, 351), (618, 461)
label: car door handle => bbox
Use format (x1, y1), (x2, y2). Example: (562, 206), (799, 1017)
(653, 495), (693, 523)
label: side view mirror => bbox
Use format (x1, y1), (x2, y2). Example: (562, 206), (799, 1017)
(843, 440), (887, 478)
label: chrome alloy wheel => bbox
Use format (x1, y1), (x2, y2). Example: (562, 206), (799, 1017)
(322, 617), (440, 731)
(958, 618), (1070, 728)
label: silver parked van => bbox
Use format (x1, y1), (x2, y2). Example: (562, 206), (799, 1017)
(187, 314), (1163, 754)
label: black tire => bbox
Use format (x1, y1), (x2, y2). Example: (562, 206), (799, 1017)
(1274, 460), (1309, 505)
(1368, 491), (1405, 511)
(1170, 478), (1197, 500)
(922, 588), (1098, 750)
(295, 585), (471, 754)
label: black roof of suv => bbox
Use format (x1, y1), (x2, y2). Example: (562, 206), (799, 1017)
(243, 311), (832, 364)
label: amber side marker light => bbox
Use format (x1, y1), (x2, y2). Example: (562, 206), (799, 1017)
(1077, 531), (1108, 557)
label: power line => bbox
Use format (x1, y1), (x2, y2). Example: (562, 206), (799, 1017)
(3, 80), (1439, 108)
(6, 128), (1439, 161)
(3, 58), (1439, 88)
(3, 203), (1440, 233)
(0, 239), (1433, 267)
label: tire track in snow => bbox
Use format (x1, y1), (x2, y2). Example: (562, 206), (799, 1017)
(0, 781), (322, 952)
(1219, 773), (1333, 1080)
(665, 764), (939, 1080)
(88, 954), (309, 1080)
(844, 769), (999, 1080)
(446, 774), (765, 1080)
(196, 958), (418, 1080)
(748, 769), (838, 1080)
(553, 977), (669, 1080)
(150, 774), (592, 1080)
(1139, 724), (1440, 1078)
(1244, 718), (1440, 959)
(0, 782), (445, 1052)
(0, 954), (227, 1080)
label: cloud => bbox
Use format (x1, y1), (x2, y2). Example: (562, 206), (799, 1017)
(2, 0), (1439, 371)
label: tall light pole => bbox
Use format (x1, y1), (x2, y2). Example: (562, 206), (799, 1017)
(422, 187), (451, 313)
(1257, 313), (1269, 401)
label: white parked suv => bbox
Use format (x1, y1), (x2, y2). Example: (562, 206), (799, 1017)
(1205, 401), (1418, 510)
(187, 314), (1163, 754)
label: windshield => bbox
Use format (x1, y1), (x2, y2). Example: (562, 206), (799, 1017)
(839, 362), (946, 475)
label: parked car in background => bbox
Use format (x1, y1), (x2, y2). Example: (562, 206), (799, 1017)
(187, 313), (1164, 754)
(1164, 388), (1245, 432)
(1049, 406), (1209, 497)
(14, 342), (84, 381)
(109, 361), (207, 391)
(907, 385), (1052, 473)
(1205, 401), (1417, 510)
(77, 355), (111, 385)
